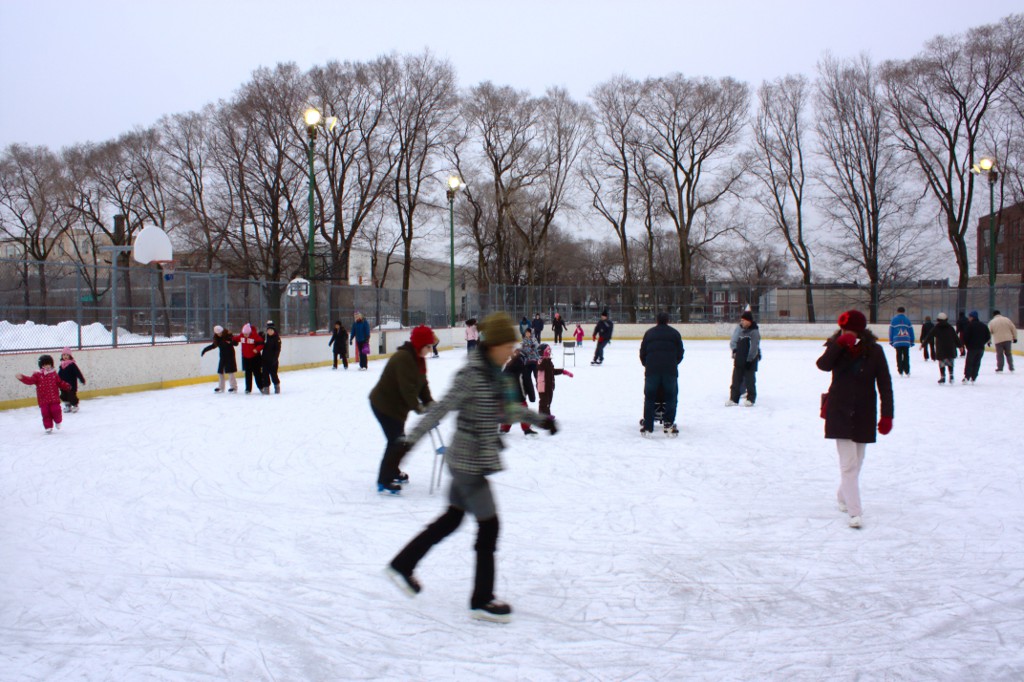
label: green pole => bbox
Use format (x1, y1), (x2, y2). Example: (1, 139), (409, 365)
(988, 173), (997, 314)
(307, 127), (317, 333)
(448, 190), (456, 328)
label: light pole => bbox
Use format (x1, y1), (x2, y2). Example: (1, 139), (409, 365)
(972, 156), (999, 313)
(303, 107), (337, 333)
(446, 175), (465, 328)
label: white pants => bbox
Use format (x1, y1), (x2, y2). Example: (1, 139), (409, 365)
(217, 372), (238, 391)
(835, 439), (866, 517)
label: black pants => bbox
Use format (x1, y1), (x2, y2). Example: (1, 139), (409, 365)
(539, 391), (553, 415)
(333, 351), (348, 369)
(593, 339), (609, 363)
(356, 343), (369, 369)
(372, 403), (407, 485)
(242, 356), (263, 392)
(729, 363), (756, 403)
(60, 388), (80, 407)
(923, 340), (936, 360)
(553, 330), (562, 343)
(262, 360), (279, 388)
(644, 373), (678, 429)
(895, 347), (910, 375)
(964, 348), (984, 380)
(521, 363), (537, 402)
(390, 502), (499, 608)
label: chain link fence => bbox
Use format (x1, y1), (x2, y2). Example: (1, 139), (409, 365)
(486, 282), (1024, 326)
(0, 258), (449, 353)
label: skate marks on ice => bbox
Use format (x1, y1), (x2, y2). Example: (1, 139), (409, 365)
(2, 342), (1024, 679)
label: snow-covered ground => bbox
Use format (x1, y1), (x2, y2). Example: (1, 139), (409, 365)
(2, 340), (1022, 680)
(0, 320), (186, 351)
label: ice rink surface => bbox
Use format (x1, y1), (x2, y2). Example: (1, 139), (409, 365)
(2, 339), (1023, 680)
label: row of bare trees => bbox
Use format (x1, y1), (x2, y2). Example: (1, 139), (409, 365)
(2, 15), (1023, 323)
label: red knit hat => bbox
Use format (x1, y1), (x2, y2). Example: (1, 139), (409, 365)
(410, 325), (434, 351)
(837, 310), (867, 333)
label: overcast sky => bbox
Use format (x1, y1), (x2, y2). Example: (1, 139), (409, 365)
(1, 0), (1020, 151)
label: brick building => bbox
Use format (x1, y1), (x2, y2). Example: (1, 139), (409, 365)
(977, 201), (1024, 279)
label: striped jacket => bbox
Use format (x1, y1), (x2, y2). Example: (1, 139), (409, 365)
(407, 347), (547, 475)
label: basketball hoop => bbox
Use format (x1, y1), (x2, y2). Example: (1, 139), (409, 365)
(156, 261), (176, 282)
(287, 277), (310, 298)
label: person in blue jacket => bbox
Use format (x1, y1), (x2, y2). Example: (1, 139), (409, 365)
(351, 312), (371, 370)
(888, 307), (915, 377)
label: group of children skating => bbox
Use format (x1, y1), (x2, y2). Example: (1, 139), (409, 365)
(200, 321), (282, 394)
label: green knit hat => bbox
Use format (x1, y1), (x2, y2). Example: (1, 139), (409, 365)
(478, 312), (517, 345)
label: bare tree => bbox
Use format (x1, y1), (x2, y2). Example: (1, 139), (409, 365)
(218, 64), (309, 321)
(751, 74), (816, 321)
(583, 76), (644, 319)
(882, 15), (1024, 301)
(459, 81), (542, 288)
(0, 144), (76, 320)
(818, 54), (929, 321)
(638, 74), (750, 319)
(380, 51), (459, 324)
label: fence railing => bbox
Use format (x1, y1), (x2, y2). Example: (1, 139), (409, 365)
(3, 257), (1022, 353)
(0, 258), (449, 353)
(486, 282), (1024, 326)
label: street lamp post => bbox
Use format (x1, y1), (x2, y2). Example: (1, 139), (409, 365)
(972, 157), (999, 313)
(446, 175), (465, 328)
(303, 107), (337, 334)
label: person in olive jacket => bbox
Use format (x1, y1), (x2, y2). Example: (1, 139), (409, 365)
(369, 325), (436, 493)
(817, 310), (894, 529)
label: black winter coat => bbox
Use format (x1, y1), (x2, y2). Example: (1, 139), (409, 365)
(262, 333), (282, 364)
(329, 327), (349, 354)
(502, 353), (533, 403)
(921, 320), (962, 360)
(962, 319), (991, 350)
(58, 362), (86, 391)
(202, 335), (238, 374)
(639, 323), (684, 376)
(817, 332), (893, 444)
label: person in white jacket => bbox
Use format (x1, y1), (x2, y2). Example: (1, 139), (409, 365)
(987, 310), (1018, 372)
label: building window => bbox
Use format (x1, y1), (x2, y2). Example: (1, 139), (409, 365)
(713, 304), (724, 318)
(729, 291), (739, 303)
(997, 253), (1004, 273)
(713, 291), (725, 303)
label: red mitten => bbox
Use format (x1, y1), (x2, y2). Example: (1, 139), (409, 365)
(835, 332), (858, 349)
(878, 417), (893, 435)
(563, 370), (574, 378)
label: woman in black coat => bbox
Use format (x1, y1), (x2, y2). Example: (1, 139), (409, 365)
(816, 310), (893, 529)
(328, 321), (349, 369)
(201, 325), (238, 393)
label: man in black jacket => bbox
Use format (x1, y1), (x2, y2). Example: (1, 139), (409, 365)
(639, 312), (685, 437)
(962, 311), (991, 383)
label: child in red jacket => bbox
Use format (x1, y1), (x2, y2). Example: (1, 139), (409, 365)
(17, 354), (71, 433)
(234, 323), (265, 394)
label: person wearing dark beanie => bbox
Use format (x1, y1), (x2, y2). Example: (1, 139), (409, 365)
(369, 325), (436, 493)
(816, 310), (894, 529)
(385, 311), (557, 623)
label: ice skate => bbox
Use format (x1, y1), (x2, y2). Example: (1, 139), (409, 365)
(470, 599), (512, 623)
(274, 384), (280, 394)
(725, 399), (738, 407)
(848, 516), (862, 529)
(393, 471), (409, 485)
(743, 399), (754, 407)
(384, 565), (421, 597)
(45, 428), (52, 434)
(663, 423), (679, 437)
(377, 482), (402, 495)
(640, 428), (652, 439)
(838, 501), (848, 513)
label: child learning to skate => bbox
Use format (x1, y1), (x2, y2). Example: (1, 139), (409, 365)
(16, 354), (71, 433)
(58, 347), (87, 412)
(536, 343), (573, 416)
